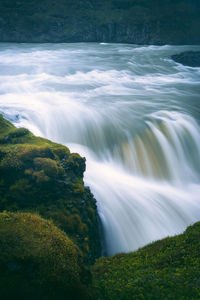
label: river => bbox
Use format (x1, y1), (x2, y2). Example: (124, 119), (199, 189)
(0, 43), (200, 255)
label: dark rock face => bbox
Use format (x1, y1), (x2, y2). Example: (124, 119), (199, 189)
(171, 51), (200, 67)
(0, 0), (200, 44)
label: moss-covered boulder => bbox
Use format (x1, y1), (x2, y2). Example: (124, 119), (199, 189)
(0, 211), (92, 299)
(92, 222), (200, 299)
(0, 115), (101, 263)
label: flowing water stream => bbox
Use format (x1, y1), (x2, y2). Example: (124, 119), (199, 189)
(0, 43), (200, 255)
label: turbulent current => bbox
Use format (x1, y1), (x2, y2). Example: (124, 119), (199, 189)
(0, 43), (200, 256)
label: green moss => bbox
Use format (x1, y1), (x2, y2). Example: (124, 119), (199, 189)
(92, 222), (200, 299)
(0, 211), (91, 299)
(0, 114), (14, 133)
(33, 157), (65, 179)
(0, 115), (101, 263)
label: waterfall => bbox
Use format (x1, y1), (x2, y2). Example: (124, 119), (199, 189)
(0, 43), (200, 255)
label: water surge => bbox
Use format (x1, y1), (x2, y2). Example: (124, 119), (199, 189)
(0, 43), (200, 255)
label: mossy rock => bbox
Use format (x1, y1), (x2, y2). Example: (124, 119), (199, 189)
(92, 222), (200, 299)
(0, 115), (101, 263)
(0, 211), (91, 300)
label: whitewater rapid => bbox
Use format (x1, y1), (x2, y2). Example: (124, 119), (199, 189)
(0, 43), (200, 255)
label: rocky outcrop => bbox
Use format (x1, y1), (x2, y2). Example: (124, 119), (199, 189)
(0, 0), (200, 44)
(171, 51), (200, 67)
(0, 115), (101, 263)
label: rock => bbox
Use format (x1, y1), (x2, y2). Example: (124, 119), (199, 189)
(171, 51), (200, 67)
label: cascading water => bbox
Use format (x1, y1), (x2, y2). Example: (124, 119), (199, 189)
(0, 43), (200, 256)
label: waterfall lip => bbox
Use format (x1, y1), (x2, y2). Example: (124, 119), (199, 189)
(83, 151), (200, 255)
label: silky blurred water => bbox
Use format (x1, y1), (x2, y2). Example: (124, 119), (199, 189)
(0, 43), (200, 255)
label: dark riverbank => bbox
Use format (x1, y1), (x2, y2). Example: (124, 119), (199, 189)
(0, 0), (200, 44)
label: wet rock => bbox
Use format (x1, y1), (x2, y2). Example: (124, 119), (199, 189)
(171, 51), (200, 67)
